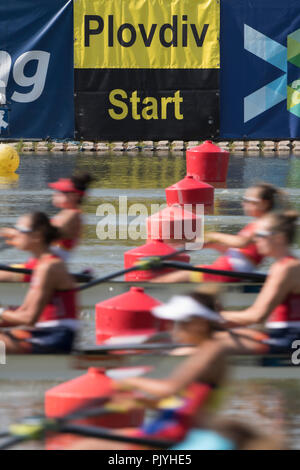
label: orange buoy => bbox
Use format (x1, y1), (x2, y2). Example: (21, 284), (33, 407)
(95, 287), (162, 344)
(124, 238), (190, 281)
(186, 140), (229, 182)
(146, 204), (202, 245)
(165, 175), (214, 208)
(45, 367), (144, 449)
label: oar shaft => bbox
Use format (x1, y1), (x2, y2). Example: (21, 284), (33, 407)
(0, 264), (92, 283)
(60, 423), (173, 448)
(80, 342), (191, 354)
(76, 266), (138, 292)
(0, 435), (25, 450)
(77, 247), (189, 292)
(161, 260), (266, 282)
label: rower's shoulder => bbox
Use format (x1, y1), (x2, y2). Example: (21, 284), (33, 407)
(269, 257), (300, 283)
(36, 256), (66, 276)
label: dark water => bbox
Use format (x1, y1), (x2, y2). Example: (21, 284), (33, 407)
(0, 151), (300, 449)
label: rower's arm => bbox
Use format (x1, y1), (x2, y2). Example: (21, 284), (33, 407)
(0, 271), (23, 282)
(202, 232), (253, 249)
(221, 263), (293, 326)
(116, 342), (223, 399)
(0, 263), (56, 326)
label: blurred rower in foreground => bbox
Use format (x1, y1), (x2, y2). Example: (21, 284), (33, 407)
(0, 212), (78, 353)
(69, 291), (227, 450)
(153, 182), (289, 283)
(217, 211), (300, 355)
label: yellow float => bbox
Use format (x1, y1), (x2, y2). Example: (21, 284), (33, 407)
(0, 144), (20, 174)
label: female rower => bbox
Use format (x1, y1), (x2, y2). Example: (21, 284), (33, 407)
(48, 172), (93, 261)
(69, 291), (227, 450)
(153, 182), (288, 283)
(0, 212), (78, 353)
(0, 172), (93, 282)
(217, 211), (300, 355)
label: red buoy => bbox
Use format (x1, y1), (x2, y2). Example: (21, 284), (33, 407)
(146, 204), (202, 244)
(124, 239), (190, 281)
(186, 141), (229, 182)
(95, 287), (162, 344)
(165, 175), (214, 208)
(45, 367), (144, 449)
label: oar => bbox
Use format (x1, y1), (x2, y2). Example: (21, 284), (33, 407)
(0, 435), (26, 450)
(161, 260), (267, 282)
(60, 423), (173, 448)
(0, 421), (173, 450)
(0, 264), (92, 283)
(76, 248), (188, 292)
(79, 343), (192, 354)
(0, 396), (174, 450)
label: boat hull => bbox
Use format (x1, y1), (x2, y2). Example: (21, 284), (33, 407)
(1, 351), (298, 382)
(0, 281), (262, 308)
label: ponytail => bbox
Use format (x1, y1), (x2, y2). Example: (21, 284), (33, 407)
(71, 172), (94, 193)
(30, 212), (61, 245)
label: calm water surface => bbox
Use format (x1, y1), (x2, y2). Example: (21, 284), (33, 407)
(0, 151), (300, 449)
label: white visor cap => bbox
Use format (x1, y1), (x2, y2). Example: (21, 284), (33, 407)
(152, 295), (224, 324)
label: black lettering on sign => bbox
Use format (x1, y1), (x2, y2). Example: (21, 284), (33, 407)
(85, 15), (104, 47)
(117, 23), (137, 47)
(83, 15), (209, 48)
(138, 24), (157, 47)
(190, 23), (209, 47)
(108, 15), (114, 47)
(159, 15), (178, 48)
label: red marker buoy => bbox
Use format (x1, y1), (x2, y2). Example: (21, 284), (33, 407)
(45, 367), (144, 449)
(95, 287), (162, 344)
(186, 140), (229, 182)
(146, 204), (202, 245)
(165, 175), (214, 208)
(124, 239), (190, 281)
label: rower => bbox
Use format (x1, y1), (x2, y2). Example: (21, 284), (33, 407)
(153, 182), (289, 283)
(48, 172), (93, 261)
(0, 212), (78, 354)
(68, 291), (227, 450)
(0, 172), (93, 281)
(218, 211), (300, 355)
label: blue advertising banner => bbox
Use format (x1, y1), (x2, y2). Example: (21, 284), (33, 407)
(220, 0), (300, 139)
(0, 0), (74, 139)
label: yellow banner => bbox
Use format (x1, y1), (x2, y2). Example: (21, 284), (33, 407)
(74, 0), (220, 69)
